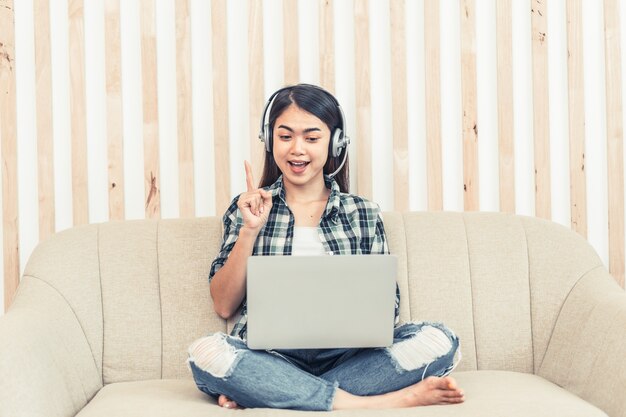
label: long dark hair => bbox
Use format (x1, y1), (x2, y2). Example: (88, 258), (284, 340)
(258, 84), (350, 193)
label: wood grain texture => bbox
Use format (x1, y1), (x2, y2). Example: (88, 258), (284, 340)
(0, 0), (19, 311)
(34, 0), (56, 236)
(68, 0), (89, 225)
(212, 0), (230, 214)
(354, 0), (372, 200)
(496, 0), (515, 213)
(319, 0), (334, 93)
(176, 0), (195, 217)
(283, 0), (299, 85)
(141, 0), (161, 218)
(424, 0), (443, 211)
(604, 0), (625, 287)
(105, 0), (125, 220)
(566, 0), (587, 237)
(390, 0), (408, 212)
(249, 0), (265, 184)
(6, 0), (626, 303)
(531, 0), (551, 219)
(460, 0), (479, 211)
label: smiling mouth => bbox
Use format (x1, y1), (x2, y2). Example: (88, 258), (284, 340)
(288, 161), (310, 167)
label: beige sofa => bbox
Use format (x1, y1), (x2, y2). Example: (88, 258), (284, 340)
(1, 212), (625, 417)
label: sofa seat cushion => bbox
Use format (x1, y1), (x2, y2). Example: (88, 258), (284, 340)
(76, 371), (607, 417)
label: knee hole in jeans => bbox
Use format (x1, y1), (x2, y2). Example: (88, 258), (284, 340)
(187, 333), (240, 378)
(387, 325), (453, 372)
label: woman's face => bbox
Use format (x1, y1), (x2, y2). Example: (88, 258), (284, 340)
(272, 104), (331, 189)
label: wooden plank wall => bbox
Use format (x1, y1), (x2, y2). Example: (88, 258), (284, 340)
(1, 0), (626, 312)
(1, 0), (19, 312)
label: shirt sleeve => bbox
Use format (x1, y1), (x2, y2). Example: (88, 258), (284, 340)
(208, 197), (243, 283)
(370, 211), (401, 325)
(370, 211), (390, 255)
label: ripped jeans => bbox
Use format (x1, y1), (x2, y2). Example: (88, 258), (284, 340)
(187, 322), (460, 411)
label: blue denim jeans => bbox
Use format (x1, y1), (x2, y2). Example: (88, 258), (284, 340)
(188, 321), (460, 411)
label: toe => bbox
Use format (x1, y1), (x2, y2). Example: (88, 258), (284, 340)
(218, 395), (239, 409)
(443, 396), (465, 404)
(426, 376), (457, 391)
(443, 376), (458, 390)
(441, 389), (464, 398)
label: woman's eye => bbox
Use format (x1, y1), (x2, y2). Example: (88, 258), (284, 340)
(279, 135), (291, 140)
(307, 137), (320, 142)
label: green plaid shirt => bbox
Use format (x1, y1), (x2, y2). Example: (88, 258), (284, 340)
(209, 175), (400, 340)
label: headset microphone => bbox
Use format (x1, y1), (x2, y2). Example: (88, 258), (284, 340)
(327, 145), (348, 178)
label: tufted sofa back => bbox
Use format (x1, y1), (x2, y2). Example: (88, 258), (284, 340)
(20, 212), (604, 385)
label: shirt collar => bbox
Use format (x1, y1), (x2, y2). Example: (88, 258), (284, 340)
(266, 175), (341, 220)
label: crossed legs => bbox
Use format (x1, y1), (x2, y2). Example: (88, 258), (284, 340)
(188, 322), (464, 411)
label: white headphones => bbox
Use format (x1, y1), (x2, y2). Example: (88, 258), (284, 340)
(258, 85), (350, 160)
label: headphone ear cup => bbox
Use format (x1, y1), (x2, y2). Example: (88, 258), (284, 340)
(263, 123), (271, 153)
(331, 129), (344, 158)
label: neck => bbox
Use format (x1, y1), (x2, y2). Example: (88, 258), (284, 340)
(283, 176), (329, 203)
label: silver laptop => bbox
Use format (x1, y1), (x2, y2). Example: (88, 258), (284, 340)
(246, 254), (397, 350)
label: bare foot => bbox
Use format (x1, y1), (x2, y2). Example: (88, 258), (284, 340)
(218, 394), (243, 409)
(333, 376), (464, 410)
(396, 376), (465, 407)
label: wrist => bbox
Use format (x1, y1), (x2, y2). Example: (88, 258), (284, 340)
(239, 225), (261, 239)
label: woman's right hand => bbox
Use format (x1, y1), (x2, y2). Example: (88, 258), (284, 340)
(237, 161), (273, 232)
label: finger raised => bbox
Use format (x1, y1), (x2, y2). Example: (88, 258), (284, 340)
(244, 160), (255, 192)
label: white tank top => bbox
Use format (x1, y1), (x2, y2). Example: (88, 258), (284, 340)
(291, 227), (326, 256)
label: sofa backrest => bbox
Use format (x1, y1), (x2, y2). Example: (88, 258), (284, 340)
(21, 212), (604, 384)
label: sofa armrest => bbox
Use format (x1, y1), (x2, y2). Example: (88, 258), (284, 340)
(0, 276), (102, 417)
(538, 266), (626, 417)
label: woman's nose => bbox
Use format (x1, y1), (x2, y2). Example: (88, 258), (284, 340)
(290, 137), (305, 154)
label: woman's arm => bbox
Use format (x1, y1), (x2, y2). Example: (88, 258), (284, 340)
(210, 226), (259, 319)
(210, 161), (273, 319)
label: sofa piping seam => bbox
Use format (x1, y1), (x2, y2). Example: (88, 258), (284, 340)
(97, 224), (104, 387)
(521, 218), (536, 374)
(537, 263), (604, 372)
(156, 221), (164, 379)
(401, 213), (412, 323)
(461, 214), (479, 370)
(22, 273), (101, 393)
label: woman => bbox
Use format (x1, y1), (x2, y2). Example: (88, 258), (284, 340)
(188, 84), (464, 411)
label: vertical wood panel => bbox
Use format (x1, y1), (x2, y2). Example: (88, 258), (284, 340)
(531, 0), (551, 219)
(34, 0), (55, 237)
(424, 0), (443, 211)
(283, 0), (299, 85)
(604, 0), (625, 287)
(1, 0), (19, 311)
(68, 0), (89, 225)
(249, 0), (265, 184)
(176, 0), (195, 217)
(212, 0), (230, 213)
(390, 0), (408, 212)
(496, 0), (515, 213)
(5, 0), (626, 303)
(354, 0), (372, 200)
(319, 0), (334, 92)
(566, 0), (587, 237)
(460, 0), (479, 211)
(105, 0), (125, 220)
(141, 0), (161, 219)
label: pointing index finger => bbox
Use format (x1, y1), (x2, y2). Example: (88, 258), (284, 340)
(244, 160), (255, 191)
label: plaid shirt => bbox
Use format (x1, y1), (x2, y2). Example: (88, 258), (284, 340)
(209, 175), (400, 340)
